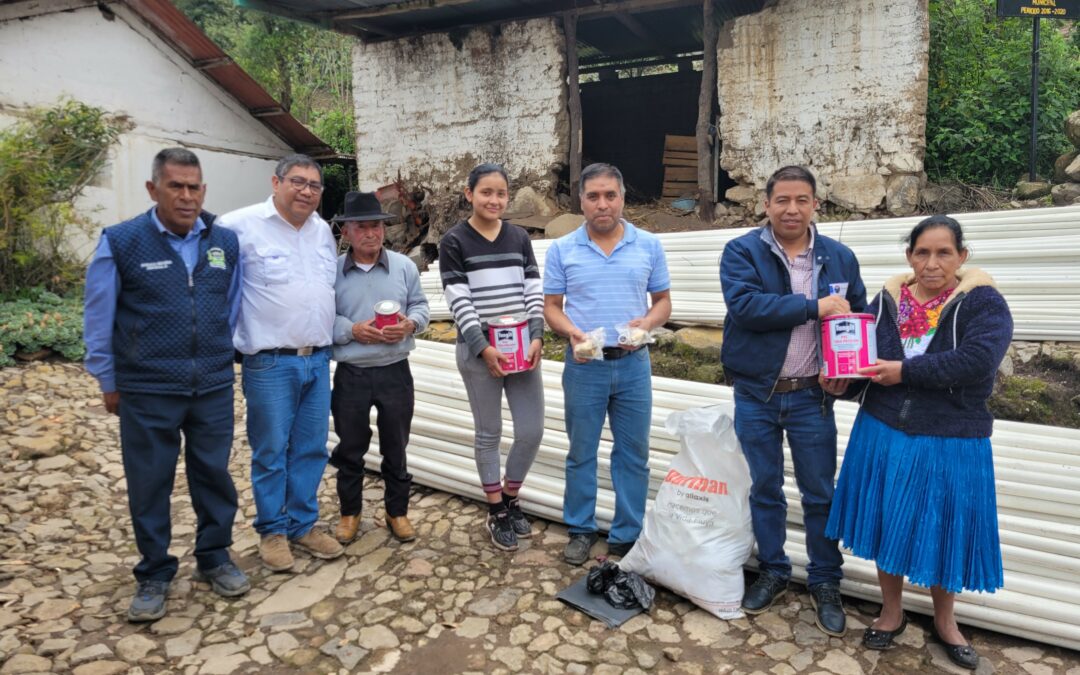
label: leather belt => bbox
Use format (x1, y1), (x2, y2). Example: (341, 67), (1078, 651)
(602, 346), (642, 360)
(772, 375), (819, 393)
(256, 346), (329, 357)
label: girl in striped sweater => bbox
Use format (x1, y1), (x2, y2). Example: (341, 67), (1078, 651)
(439, 163), (545, 552)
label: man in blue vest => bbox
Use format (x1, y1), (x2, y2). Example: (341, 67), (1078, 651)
(84, 148), (248, 622)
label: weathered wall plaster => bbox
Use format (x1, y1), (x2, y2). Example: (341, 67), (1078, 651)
(0, 3), (290, 258)
(351, 19), (568, 201)
(717, 0), (929, 214)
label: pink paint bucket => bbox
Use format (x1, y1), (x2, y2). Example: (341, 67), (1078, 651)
(821, 313), (877, 378)
(488, 314), (530, 374)
(374, 300), (400, 329)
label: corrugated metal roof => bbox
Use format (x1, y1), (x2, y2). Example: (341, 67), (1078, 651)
(237, 0), (766, 53)
(124, 0), (342, 159)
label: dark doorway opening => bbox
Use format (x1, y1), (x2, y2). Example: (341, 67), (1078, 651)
(580, 67), (705, 202)
(572, 2), (746, 205)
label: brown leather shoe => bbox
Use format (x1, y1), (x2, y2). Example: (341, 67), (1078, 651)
(259, 534), (294, 572)
(336, 514), (360, 544)
(386, 515), (416, 542)
(293, 528), (345, 560)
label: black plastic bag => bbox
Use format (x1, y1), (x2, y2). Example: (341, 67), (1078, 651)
(586, 561), (655, 610)
(587, 561), (620, 594)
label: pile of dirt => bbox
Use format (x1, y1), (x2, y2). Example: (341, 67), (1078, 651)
(992, 354), (1080, 429)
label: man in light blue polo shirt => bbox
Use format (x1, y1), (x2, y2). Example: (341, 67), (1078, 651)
(543, 163), (671, 566)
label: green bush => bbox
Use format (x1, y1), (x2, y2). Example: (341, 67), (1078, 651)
(0, 288), (84, 367)
(926, 0), (1080, 186)
(0, 99), (128, 296)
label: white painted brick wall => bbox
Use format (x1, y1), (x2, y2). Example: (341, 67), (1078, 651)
(717, 0), (929, 202)
(352, 19), (568, 192)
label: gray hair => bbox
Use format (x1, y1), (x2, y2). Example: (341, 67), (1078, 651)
(151, 147), (200, 184)
(275, 154), (323, 182)
(579, 163), (624, 196)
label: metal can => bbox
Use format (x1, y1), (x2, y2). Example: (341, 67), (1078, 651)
(821, 313), (877, 378)
(374, 300), (401, 329)
(488, 314), (530, 374)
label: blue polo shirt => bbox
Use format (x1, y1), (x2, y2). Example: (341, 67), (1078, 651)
(543, 221), (670, 347)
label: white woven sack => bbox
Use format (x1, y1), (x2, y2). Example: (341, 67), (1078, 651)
(619, 404), (754, 619)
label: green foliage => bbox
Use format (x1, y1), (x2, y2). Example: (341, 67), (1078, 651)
(926, 0), (1080, 186)
(175, 0), (355, 155)
(0, 100), (128, 296)
(0, 288), (85, 367)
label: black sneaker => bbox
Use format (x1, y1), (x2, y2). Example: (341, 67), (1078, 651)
(506, 497), (532, 538)
(563, 532), (599, 566)
(127, 580), (169, 623)
(193, 561), (251, 598)
(487, 510), (519, 551)
(809, 582), (847, 637)
(741, 572), (788, 614)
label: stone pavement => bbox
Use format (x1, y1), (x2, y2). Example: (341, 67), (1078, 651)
(1, 362), (1078, 675)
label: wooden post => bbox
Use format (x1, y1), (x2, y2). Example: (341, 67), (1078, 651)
(696, 0), (718, 222)
(564, 13), (582, 211)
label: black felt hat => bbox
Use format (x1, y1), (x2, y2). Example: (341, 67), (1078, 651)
(331, 191), (395, 223)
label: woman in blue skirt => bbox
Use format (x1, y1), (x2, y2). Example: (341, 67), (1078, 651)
(825, 215), (1013, 670)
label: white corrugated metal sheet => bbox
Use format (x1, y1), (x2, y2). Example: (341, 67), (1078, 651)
(420, 205), (1080, 340)
(337, 340), (1080, 649)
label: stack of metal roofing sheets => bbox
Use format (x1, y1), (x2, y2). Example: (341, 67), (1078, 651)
(419, 205), (1080, 340)
(335, 340), (1080, 649)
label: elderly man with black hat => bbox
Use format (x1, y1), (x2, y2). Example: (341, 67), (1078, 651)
(329, 191), (430, 544)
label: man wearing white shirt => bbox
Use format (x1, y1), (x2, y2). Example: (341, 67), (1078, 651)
(219, 154), (344, 571)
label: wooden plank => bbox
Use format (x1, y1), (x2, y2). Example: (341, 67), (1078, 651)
(663, 150), (698, 162)
(662, 157), (698, 168)
(696, 0), (719, 220)
(664, 166), (697, 181)
(564, 13), (582, 211)
(664, 135), (697, 152)
(663, 183), (698, 194)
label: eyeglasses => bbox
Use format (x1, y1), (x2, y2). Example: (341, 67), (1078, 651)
(281, 176), (324, 194)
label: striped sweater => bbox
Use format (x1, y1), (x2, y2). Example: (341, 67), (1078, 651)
(438, 220), (544, 357)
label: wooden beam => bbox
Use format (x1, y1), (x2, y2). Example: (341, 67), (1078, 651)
(193, 57), (232, 70)
(360, 0), (702, 43)
(564, 12), (583, 213)
(333, 0), (474, 21)
(695, 0), (718, 221)
(250, 107), (287, 118)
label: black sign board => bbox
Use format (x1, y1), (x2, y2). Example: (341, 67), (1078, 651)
(997, 0), (1079, 18)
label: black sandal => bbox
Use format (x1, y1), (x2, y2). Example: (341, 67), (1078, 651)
(932, 625), (979, 670)
(861, 613), (908, 650)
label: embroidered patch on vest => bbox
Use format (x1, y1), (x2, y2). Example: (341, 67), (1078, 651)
(207, 247), (227, 270)
(140, 260), (173, 271)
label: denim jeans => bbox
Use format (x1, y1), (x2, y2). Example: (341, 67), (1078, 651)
(242, 349), (331, 539)
(118, 386), (236, 582)
(733, 383), (843, 586)
(562, 348), (653, 545)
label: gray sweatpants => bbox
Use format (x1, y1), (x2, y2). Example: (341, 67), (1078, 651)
(455, 341), (545, 495)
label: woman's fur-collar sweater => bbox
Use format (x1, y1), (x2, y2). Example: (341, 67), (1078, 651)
(855, 267), (1014, 438)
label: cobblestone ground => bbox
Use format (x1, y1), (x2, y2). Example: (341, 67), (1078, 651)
(2, 362), (1078, 675)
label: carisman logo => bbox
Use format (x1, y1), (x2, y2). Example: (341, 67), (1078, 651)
(663, 469), (728, 495)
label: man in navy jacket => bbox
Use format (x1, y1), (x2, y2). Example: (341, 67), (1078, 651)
(84, 148), (248, 622)
(719, 166), (866, 637)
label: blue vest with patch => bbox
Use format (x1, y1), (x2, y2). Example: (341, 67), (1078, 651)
(106, 210), (238, 395)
